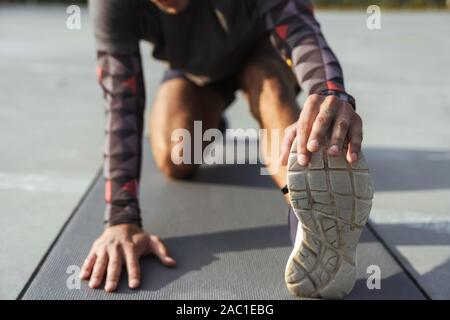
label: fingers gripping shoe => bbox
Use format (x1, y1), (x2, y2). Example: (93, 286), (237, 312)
(285, 139), (374, 299)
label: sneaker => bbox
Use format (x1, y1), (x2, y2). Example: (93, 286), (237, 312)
(285, 139), (374, 299)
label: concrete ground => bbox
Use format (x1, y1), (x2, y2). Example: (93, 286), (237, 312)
(0, 4), (449, 299)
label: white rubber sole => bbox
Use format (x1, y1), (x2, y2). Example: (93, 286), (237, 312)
(285, 139), (374, 299)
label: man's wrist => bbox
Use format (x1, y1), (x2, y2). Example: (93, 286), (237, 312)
(104, 203), (142, 229)
(105, 219), (142, 229)
(319, 90), (356, 111)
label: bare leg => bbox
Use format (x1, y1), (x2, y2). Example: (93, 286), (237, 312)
(149, 78), (225, 179)
(240, 42), (300, 203)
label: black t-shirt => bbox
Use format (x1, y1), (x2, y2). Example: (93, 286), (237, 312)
(90, 0), (280, 85)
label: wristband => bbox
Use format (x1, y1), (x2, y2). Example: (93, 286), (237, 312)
(319, 90), (356, 111)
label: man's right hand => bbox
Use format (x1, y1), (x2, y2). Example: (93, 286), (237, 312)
(80, 224), (176, 292)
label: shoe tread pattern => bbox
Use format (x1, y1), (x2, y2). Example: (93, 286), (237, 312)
(285, 139), (374, 299)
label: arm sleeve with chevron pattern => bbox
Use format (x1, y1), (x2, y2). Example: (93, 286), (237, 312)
(97, 51), (145, 228)
(265, 0), (346, 95)
(90, 0), (146, 227)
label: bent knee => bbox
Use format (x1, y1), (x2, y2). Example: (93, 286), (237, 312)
(155, 155), (198, 180)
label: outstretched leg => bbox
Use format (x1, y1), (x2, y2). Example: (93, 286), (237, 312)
(239, 39), (374, 299)
(239, 39), (300, 201)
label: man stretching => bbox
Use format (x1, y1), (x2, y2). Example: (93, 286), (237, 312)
(80, 0), (374, 298)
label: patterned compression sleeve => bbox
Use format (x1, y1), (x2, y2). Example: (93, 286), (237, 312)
(265, 0), (346, 95)
(97, 52), (145, 228)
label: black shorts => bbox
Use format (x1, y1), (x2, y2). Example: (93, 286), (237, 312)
(160, 37), (300, 109)
(161, 69), (238, 108)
